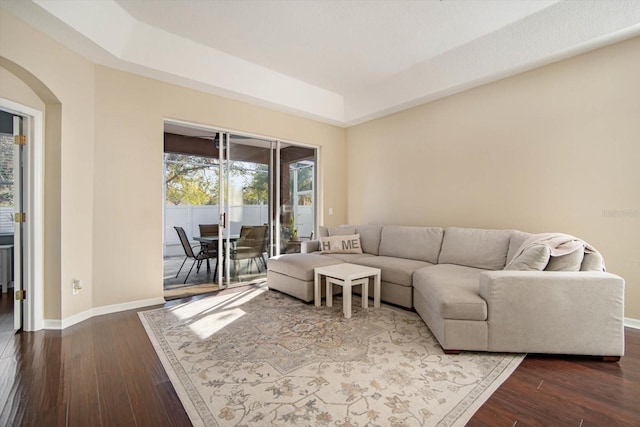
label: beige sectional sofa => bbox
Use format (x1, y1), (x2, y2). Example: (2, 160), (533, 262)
(267, 225), (625, 358)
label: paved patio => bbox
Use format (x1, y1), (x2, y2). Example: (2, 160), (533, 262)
(163, 255), (267, 296)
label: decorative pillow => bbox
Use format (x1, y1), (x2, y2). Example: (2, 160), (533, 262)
(320, 234), (363, 254)
(545, 248), (584, 271)
(504, 245), (551, 271)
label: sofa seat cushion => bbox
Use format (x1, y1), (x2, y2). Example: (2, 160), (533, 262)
(324, 253), (375, 263)
(353, 256), (433, 287)
(413, 264), (487, 321)
(267, 253), (342, 282)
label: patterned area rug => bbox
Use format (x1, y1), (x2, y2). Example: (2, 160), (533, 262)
(139, 286), (524, 427)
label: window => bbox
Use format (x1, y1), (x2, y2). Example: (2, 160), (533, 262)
(0, 134), (14, 233)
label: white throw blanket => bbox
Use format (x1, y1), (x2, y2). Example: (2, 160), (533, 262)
(510, 232), (602, 269)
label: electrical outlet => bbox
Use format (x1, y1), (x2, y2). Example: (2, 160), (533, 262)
(72, 279), (82, 295)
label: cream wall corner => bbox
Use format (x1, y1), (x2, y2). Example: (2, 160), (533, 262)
(346, 36), (640, 320)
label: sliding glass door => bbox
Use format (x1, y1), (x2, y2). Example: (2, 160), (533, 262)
(163, 121), (317, 292)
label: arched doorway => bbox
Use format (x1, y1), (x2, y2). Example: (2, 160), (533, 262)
(1, 57), (56, 331)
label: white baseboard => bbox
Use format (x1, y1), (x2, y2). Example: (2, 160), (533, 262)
(92, 297), (166, 317)
(44, 297), (166, 330)
(625, 317), (640, 330)
(43, 319), (62, 330)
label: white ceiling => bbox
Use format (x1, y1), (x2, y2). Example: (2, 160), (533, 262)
(4, 0), (640, 127)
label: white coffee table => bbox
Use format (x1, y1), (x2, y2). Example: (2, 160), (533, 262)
(314, 263), (381, 319)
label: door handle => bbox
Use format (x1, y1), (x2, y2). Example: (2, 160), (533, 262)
(220, 212), (226, 228)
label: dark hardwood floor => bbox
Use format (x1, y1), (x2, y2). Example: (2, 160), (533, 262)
(1, 286), (639, 426)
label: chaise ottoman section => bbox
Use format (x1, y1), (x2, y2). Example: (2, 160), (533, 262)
(267, 253), (342, 302)
(413, 264), (489, 351)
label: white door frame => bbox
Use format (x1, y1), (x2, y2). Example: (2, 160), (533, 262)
(1, 98), (44, 332)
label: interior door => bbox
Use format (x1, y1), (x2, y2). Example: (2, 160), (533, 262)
(13, 115), (23, 331)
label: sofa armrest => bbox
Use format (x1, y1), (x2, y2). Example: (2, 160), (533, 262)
(479, 271), (625, 356)
(301, 240), (320, 253)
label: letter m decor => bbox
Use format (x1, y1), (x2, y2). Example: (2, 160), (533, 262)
(341, 239), (360, 250)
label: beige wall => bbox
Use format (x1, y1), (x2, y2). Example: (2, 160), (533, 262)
(92, 66), (346, 307)
(347, 36), (640, 319)
(0, 67), (45, 111)
(1, 8), (347, 320)
(1, 9), (95, 320)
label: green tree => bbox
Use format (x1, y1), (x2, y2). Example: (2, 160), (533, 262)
(165, 154), (218, 205)
(165, 155), (273, 206)
(241, 168), (268, 205)
(296, 165), (313, 192)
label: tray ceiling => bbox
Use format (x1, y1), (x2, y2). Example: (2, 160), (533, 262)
(3, 0), (640, 127)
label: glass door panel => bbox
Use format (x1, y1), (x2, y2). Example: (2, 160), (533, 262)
(279, 145), (317, 255)
(162, 125), (220, 292)
(219, 134), (272, 287)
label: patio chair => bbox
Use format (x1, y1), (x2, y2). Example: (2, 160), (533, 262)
(199, 224), (219, 238)
(230, 225), (267, 277)
(174, 226), (217, 284)
(198, 224), (219, 272)
(198, 224), (218, 267)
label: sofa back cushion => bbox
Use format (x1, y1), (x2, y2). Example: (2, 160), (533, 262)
(580, 252), (605, 271)
(545, 248), (584, 271)
(438, 227), (511, 270)
(319, 225), (356, 238)
(379, 225), (444, 263)
(355, 225), (383, 255)
(506, 230), (534, 265)
(504, 245), (551, 271)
